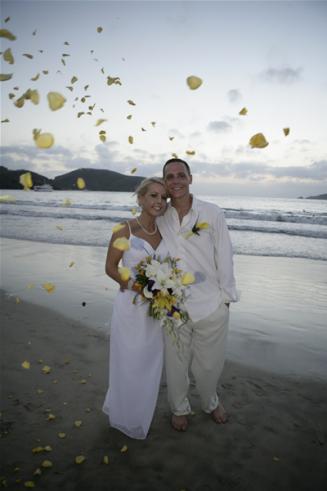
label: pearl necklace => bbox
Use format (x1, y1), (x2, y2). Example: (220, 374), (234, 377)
(136, 217), (158, 236)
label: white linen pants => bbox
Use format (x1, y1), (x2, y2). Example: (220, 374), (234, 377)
(164, 302), (229, 415)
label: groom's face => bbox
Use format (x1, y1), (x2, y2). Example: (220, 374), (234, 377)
(163, 162), (192, 200)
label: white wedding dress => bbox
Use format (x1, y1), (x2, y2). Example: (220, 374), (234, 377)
(103, 234), (168, 439)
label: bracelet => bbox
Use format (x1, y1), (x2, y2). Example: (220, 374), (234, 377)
(127, 279), (134, 290)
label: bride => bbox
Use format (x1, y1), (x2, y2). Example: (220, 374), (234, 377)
(102, 177), (168, 439)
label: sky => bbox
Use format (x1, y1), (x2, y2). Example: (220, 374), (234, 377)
(1, 0), (327, 197)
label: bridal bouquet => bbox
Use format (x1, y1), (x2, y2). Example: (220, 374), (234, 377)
(133, 256), (194, 340)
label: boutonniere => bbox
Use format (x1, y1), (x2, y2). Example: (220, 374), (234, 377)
(183, 221), (210, 239)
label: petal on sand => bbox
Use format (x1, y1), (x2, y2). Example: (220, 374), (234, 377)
(42, 282), (56, 294)
(34, 132), (55, 149)
(103, 456), (109, 465)
(42, 365), (52, 374)
(19, 172), (33, 190)
(22, 361), (31, 369)
(47, 92), (66, 111)
(0, 73), (13, 81)
(76, 177), (86, 189)
(74, 420), (83, 427)
(186, 75), (203, 90)
(118, 267), (131, 281)
(128, 136), (134, 144)
(24, 481), (35, 488)
(283, 127), (290, 136)
(3, 48), (14, 64)
(113, 237), (130, 251)
(249, 133), (269, 149)
(58, 432), (66, 438)
(107, 76), (121, 86)
(41, 460), (53, 468)
(0, 29), (16, 41)
(120, 445), (128, 453)
(239, 107), (248, 116)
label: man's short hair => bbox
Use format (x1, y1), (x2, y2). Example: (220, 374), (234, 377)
(163, 158), (191, 177)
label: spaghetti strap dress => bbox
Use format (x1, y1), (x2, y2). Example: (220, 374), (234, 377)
(103, 231), (168, 439)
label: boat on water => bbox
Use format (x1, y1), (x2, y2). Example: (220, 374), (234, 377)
(34, 184), (54, 192)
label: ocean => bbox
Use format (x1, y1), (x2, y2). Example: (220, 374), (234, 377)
(1, 190), (326, 261)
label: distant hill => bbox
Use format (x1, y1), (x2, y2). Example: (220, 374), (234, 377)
(305, 193), (327, 200)
(0, 166), (144, 191)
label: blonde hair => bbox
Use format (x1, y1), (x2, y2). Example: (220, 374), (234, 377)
(134, 177), (165, 199)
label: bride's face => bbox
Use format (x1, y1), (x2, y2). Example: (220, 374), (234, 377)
(139, 183), (167, 217)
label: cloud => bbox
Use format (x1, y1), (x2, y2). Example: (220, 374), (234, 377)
(207, 121), (232, 133)
(227, 89), (242, 103)
(260, 66), (303, 84)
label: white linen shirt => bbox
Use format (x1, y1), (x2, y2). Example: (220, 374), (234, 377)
(157, 196), (238, 322)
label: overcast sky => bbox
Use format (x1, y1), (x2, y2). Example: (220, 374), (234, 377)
(1, 0), (327, 197)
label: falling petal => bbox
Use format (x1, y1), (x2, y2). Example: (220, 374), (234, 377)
(186, 150), (195, 156)
(0, 73), (13, 81)
(58, 432), (66, 438)
(61, 58), (66, 66)
(107, 76), (122, 86)
(118, 267), (131, 281)
(126, 114), (132, 120)
(113, 237), (130, 251)
(171, 153), (178, 159)
(131, 207), (137, 216)
(97, 26), (103, 33)
(47, 413), (56, 421)
(181, 272), (195, 285)
(19, 172), (33, 190)
(141, 127), (146, 132)
(99, 134), (106, 143)
(31, 73), (40, 81)
(16, 296), (21, 304)
(84, 84), (89, 91)
(47, 91), (66, 111)
(103, 456), (109, 465)
(42, 282), (55, 294)
(112, 223), (125, 233)
(30, 89), (39, 105)
(120, 445), (128, 453)
(23, 53), (33, 59)
(56, 225), (63, 231)
(22, 360), (31, 369)
(62, 53), (70, 57)
(77, 112), (85, 118)
(42, 70), (48, 75)
(128, 136), (134, 144)
(33, 468), (42, 476)
(0, 29), (16, 41)
(24, 481), (35, 488)
(42, 365), (51, 373)
(66, 86), (73, 92)
(169, 136), (175, 141)
(74, 420), (83, 427)
(186, 75), (203, 90)
(32, 30), (37, 36)
(151, 121), (156, 127)
(63, 198), (72, 207)
(76, 177), (86, 189)
(127, 99), (136, 106)
(68, 261), (75, 268)
(283, 127), (290, 136)
(71, 76), (78, 84)
(34, 132), (55, 149)
(4, 16), (10, 22)
(95, 118), (107, 126)
(41, 460), (53, 468)
(249, 132), (269, 149)
(3, 48), (14, 64)
(75, 455), (86, 464)
(130, 167), (137, 174)
(239, 107), (248, 116)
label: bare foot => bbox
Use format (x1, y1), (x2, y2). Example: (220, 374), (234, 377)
(171, 414), (188, 432)
(211, 403), (228, 424)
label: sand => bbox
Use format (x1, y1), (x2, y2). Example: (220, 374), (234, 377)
(1, 291), (326, 491)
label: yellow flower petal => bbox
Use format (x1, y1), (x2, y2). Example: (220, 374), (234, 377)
(197, 222), (209, 230)
(249, 133), (269, 149)
(126, 114), (132, 120)
(34, 132), (55, 149)
(62, 198), (72, 207)
(41, 460), (53, 468)
(42, 282), (55, 294)
(71, 76), (78, 84)
(169, 136), (175, 141)
(76, 177), (86, 189)
(75, 455), (86, 464)
(24, 481), (35, 488)
(283, 127), (290, 136)
(0, 29), (16, 41)
(239, 107), (248, 116)
(29, 89), (39, 105)
(127, 99), (136, 106)
(112, 223), (125, 233)
(171, 153), (178, 159)
(68, 261), (75, 268)
(0, 194), (15, 202)
(103, 455), (109, 464)
(58, 432), (66, 438)
(97, 26), (103, 33)
(3, 48), (14, 64)
(42, 365), (51, 374)
(107, 76), (122, 86)
(128, 136), (134, 144)
(181, 272), (195, 285)
(47, 92), (66, 111)
(113, 237), (130, 251)
(23, 53), (33, 59)
(130, 167), (137, 174)
(99, 134), (106, 143)
(0, 73), (13, 81)
(120, 445), (128, 453)
(19, 172), (33, 190)
(74, 420), (82, 427)
(47, 413), (56, 421)
(186, 75), (203, 90)
(15, 296), (21, 304)
(131, 207), (137, 216)
(118, 267), (131, 282)
(32, 446), (44, 454)
(22, 360), (31, 369)
(95, 118), (107, 126)
(186, 150), (195, 156)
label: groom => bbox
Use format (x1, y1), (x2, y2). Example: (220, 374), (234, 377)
(157, 158), (238, 431)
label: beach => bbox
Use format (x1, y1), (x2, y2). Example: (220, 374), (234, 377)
(1, 238), (327, 490)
